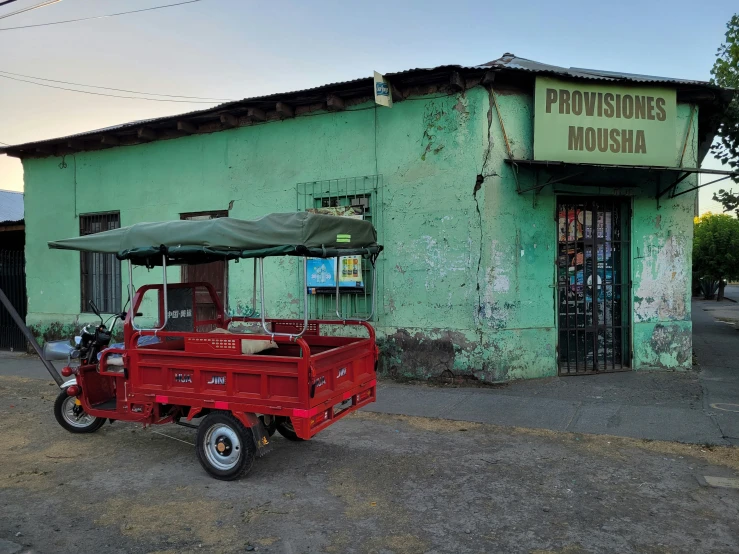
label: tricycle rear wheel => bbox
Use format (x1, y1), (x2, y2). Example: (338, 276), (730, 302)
(276, 419), (305, 442)
(53, 390), (106, 434)
(196, 411), (256, 480)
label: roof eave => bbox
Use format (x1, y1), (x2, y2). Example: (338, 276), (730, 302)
(0, 65), (486, 159)
(1, 56), (734, 160)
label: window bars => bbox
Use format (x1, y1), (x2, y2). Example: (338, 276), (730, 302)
(297, 176), (384, 321)
(79, 212), (121, 314)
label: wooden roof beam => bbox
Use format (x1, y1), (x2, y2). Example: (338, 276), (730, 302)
(220, 114), (239, 128)
(481, 70), (496, 86)
(177, 121), (197, 134)
(34, 145), (55, 156)
(327, 94), (345, 111)
(67, 139), (85, 150)
(449, 71), (465, 92)
(138, 127), (158, 141)
(247, 108), (266, 122)
(276, 102), (294, 119)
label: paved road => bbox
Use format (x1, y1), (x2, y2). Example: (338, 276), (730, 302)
(0, 352), (50, 380)
(693, 295), (739, 444)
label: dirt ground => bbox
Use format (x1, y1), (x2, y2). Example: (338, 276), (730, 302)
(1, 376), (738, 554)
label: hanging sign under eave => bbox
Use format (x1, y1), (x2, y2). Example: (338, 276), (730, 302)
(534, 76), (677, 167)
(374, 71), (393, 108)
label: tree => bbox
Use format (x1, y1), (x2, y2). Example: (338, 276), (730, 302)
(693, 213), (739, 300)
(711, 14), (739, 215)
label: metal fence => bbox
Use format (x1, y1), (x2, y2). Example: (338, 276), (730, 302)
(0, 249), (27, 351)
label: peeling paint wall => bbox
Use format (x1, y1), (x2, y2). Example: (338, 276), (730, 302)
(22, 84), (698, 380)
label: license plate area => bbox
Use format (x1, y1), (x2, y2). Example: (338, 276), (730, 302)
(333, 398), (352, 416)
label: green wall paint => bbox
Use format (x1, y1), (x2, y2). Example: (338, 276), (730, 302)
(22, 84), (699, 380)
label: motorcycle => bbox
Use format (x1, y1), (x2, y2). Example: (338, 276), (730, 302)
(44, 301), (119, 433)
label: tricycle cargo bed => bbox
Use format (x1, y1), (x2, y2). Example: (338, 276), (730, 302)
(121, 330), (377, 411)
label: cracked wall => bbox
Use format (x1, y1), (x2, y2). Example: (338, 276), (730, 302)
(22, 85), (698, 378)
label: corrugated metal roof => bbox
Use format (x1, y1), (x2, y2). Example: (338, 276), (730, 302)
(0, 54), (728, 155)
(0, 72), (402, 152)
(481, 53), (720, 87)
(0, 189), (23, 223)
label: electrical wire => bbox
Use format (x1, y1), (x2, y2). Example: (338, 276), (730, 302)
(0, 0), (204, 31)
(0, 73), (223, 103)
(0, 0), (23, 7)
(0, 140), (10, 145)
(0, 69), (235, 101)
(0, 0), (61, 20)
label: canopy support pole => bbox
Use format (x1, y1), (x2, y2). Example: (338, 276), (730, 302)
(0, 286), (63, 386)
(129, 255), (169, 333)
(258, 257), (309, 340)
(670, 174), (735, 199)
(335, 256), (377, 323)
(252, 258), (257, 317)
(656, 172), (691, 209)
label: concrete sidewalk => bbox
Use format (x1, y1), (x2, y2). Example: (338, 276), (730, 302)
(367, 371), (727, 445)
(366, 298), (739, 446)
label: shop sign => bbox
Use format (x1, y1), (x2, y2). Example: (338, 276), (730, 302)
(374, 71), (393, 108)
(534, 76), (677, 167)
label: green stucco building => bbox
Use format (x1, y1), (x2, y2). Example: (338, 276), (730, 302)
(2, 54), (734, 381)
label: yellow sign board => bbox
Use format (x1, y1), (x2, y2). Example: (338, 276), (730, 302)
(534, 76), (677, 167)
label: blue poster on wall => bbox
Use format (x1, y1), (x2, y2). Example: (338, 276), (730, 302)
(306, 257), (364, 293)
(306, 258), (337, 289)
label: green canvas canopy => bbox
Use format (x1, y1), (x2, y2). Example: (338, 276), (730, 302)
(48, 213), (382, 266)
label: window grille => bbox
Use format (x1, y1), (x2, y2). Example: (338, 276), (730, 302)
(80, 212), (121, 313)
(297, 176), (383, 320)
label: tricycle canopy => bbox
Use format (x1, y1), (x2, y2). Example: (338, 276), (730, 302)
(48, 212), (382, 266)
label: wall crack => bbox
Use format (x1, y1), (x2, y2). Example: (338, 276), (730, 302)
(473, 174), (484, 345)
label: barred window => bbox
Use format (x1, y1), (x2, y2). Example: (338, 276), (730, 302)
(297, 176), (383, 319)
(80, 212), (121, 313)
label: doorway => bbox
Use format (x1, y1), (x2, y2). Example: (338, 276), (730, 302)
(0, 249), (26, 351)
(556, 197), (630, 374)
(181, 211), (228, 326)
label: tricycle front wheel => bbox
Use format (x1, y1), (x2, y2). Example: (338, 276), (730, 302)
(196, 411), (256, 480)
(53, 390), (106, 434)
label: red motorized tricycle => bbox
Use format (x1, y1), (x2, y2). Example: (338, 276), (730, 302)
(40, 212), (382, 480)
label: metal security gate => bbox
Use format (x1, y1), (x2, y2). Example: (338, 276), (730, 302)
(557, 198), (630, 374)
(0, 250), (27, 351)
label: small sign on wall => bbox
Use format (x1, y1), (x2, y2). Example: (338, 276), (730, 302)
(374, 71), (393, 108)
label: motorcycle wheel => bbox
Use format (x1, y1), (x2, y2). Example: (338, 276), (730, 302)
(53, 390), (106, 434)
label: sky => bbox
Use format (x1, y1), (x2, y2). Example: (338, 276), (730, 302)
(0, 0), (736, 213)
